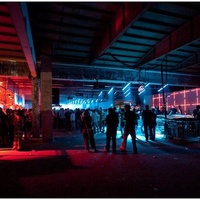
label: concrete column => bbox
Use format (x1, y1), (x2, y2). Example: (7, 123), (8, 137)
(31, 77), (40, 138)
(40, 55), (53, 142)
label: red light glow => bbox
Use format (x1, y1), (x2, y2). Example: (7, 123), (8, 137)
(152, 88), (200, 114)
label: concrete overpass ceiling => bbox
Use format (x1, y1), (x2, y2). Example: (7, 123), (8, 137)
(0, 2), (200, 102)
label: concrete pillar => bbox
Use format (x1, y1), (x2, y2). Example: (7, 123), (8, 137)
(40, 55), (53, 142)
(31, 77), (40, 138)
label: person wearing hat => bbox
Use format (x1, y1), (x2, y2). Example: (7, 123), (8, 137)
(120, 104), (138, 154)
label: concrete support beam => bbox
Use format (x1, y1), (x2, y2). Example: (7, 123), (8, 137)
(40, 55), (53, 143)
(7, 2), (36, 77)
(31, 77), (40, 138)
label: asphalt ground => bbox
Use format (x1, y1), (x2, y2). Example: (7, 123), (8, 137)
(0, 128), (200, 198)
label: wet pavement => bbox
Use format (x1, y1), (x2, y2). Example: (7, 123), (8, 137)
(0, 129), (200, 198)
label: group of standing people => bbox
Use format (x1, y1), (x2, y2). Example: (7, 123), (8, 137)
(80, 107), (119, 153)
(0, 108), (32, 150)
(52, 107), (107, 133)
(80, 104), (157, 154)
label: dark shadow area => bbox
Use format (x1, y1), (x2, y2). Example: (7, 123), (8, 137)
(147, 139), (200, 155)
(0, 152), (89, 197)
(2, 129), (200, 198)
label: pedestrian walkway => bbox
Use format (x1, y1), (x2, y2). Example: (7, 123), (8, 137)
(0, 128), (200, 198)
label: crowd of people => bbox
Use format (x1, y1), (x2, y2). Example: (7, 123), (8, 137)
(0, 108), (32, 150)
(52, 107), (108, 133)
(1, 103), (199, 152)
(51, 104), (200, 154)
(51, 105), (160, 153)
(78, 104), (200, 154)
(78, 104), (159, 154)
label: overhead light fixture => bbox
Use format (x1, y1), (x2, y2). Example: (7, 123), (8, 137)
(123, 88), (130, 95)
(108, 87), (113, 94)
(144, 83), (150, 88)
(125, 92), (131, 97)
(158, 84), (168, 92)
(98, 91), (103, 96)
(122, 82), (131, 91)
(138, 89), (145, 95)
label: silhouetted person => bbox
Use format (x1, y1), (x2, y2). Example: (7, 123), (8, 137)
(0, 107), (8, 146)
(177, 105), (183, 114)
(65, 108), (71, 131)
(120, 104), (137, 154)
(151, 108), (157, 141)
(75, 108), (82, 130)
(142, 105), (153, 142)
(104, 107), (119, 154)
(81, 109), (98, 153)
(193, 105), (200, 119)
(6, 108), (14, 144)
(119, 108), (125, 138)
(12, 109), (24, 150)
(168, 106), (177, 115)
(193, 105), (200, 134)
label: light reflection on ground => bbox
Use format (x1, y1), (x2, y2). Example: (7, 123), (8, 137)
(0, 124), (166, 161)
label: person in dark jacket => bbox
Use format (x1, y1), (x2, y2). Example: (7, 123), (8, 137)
(104, 107), (119, 154)
(151, 108), (157, 141)
(142, 105), (153, 142)
(120, 104), (138, 154)
(81, 109), (98, 153)
(0, 107), (8, 146)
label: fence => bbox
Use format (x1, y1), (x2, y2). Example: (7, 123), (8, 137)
(166, 119), (200, 141)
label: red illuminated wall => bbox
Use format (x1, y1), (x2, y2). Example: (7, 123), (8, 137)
(152, 88), (200, 115)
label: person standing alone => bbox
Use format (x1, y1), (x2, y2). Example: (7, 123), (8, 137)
(120, 104), (138, 154)
(104, 107), (119, 154)
(81, 109), (98, 153)
(142, 105), (153, 142)
(151, 108), (157, 141)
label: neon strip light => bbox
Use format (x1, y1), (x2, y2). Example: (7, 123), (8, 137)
(124, 88), (130, 94)
(125, 92), (130, 97)
(98, 91), (103, 96)
(139, 89), (145, 95)
(158, 84), (168, 92)
(144, 83), (150, 88)
(108, 87), (113, 94)
(122, 82), (131, 91)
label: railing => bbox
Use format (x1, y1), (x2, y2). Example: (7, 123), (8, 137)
(156, 115), (200, 141)
(166, 118), (200, 141)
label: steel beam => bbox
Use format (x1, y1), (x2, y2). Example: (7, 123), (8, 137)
(135, 14), (200, 69)
(7, 2), (36, 77)
(90, 2), (151, 64)
(52, 65), (200, 88)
